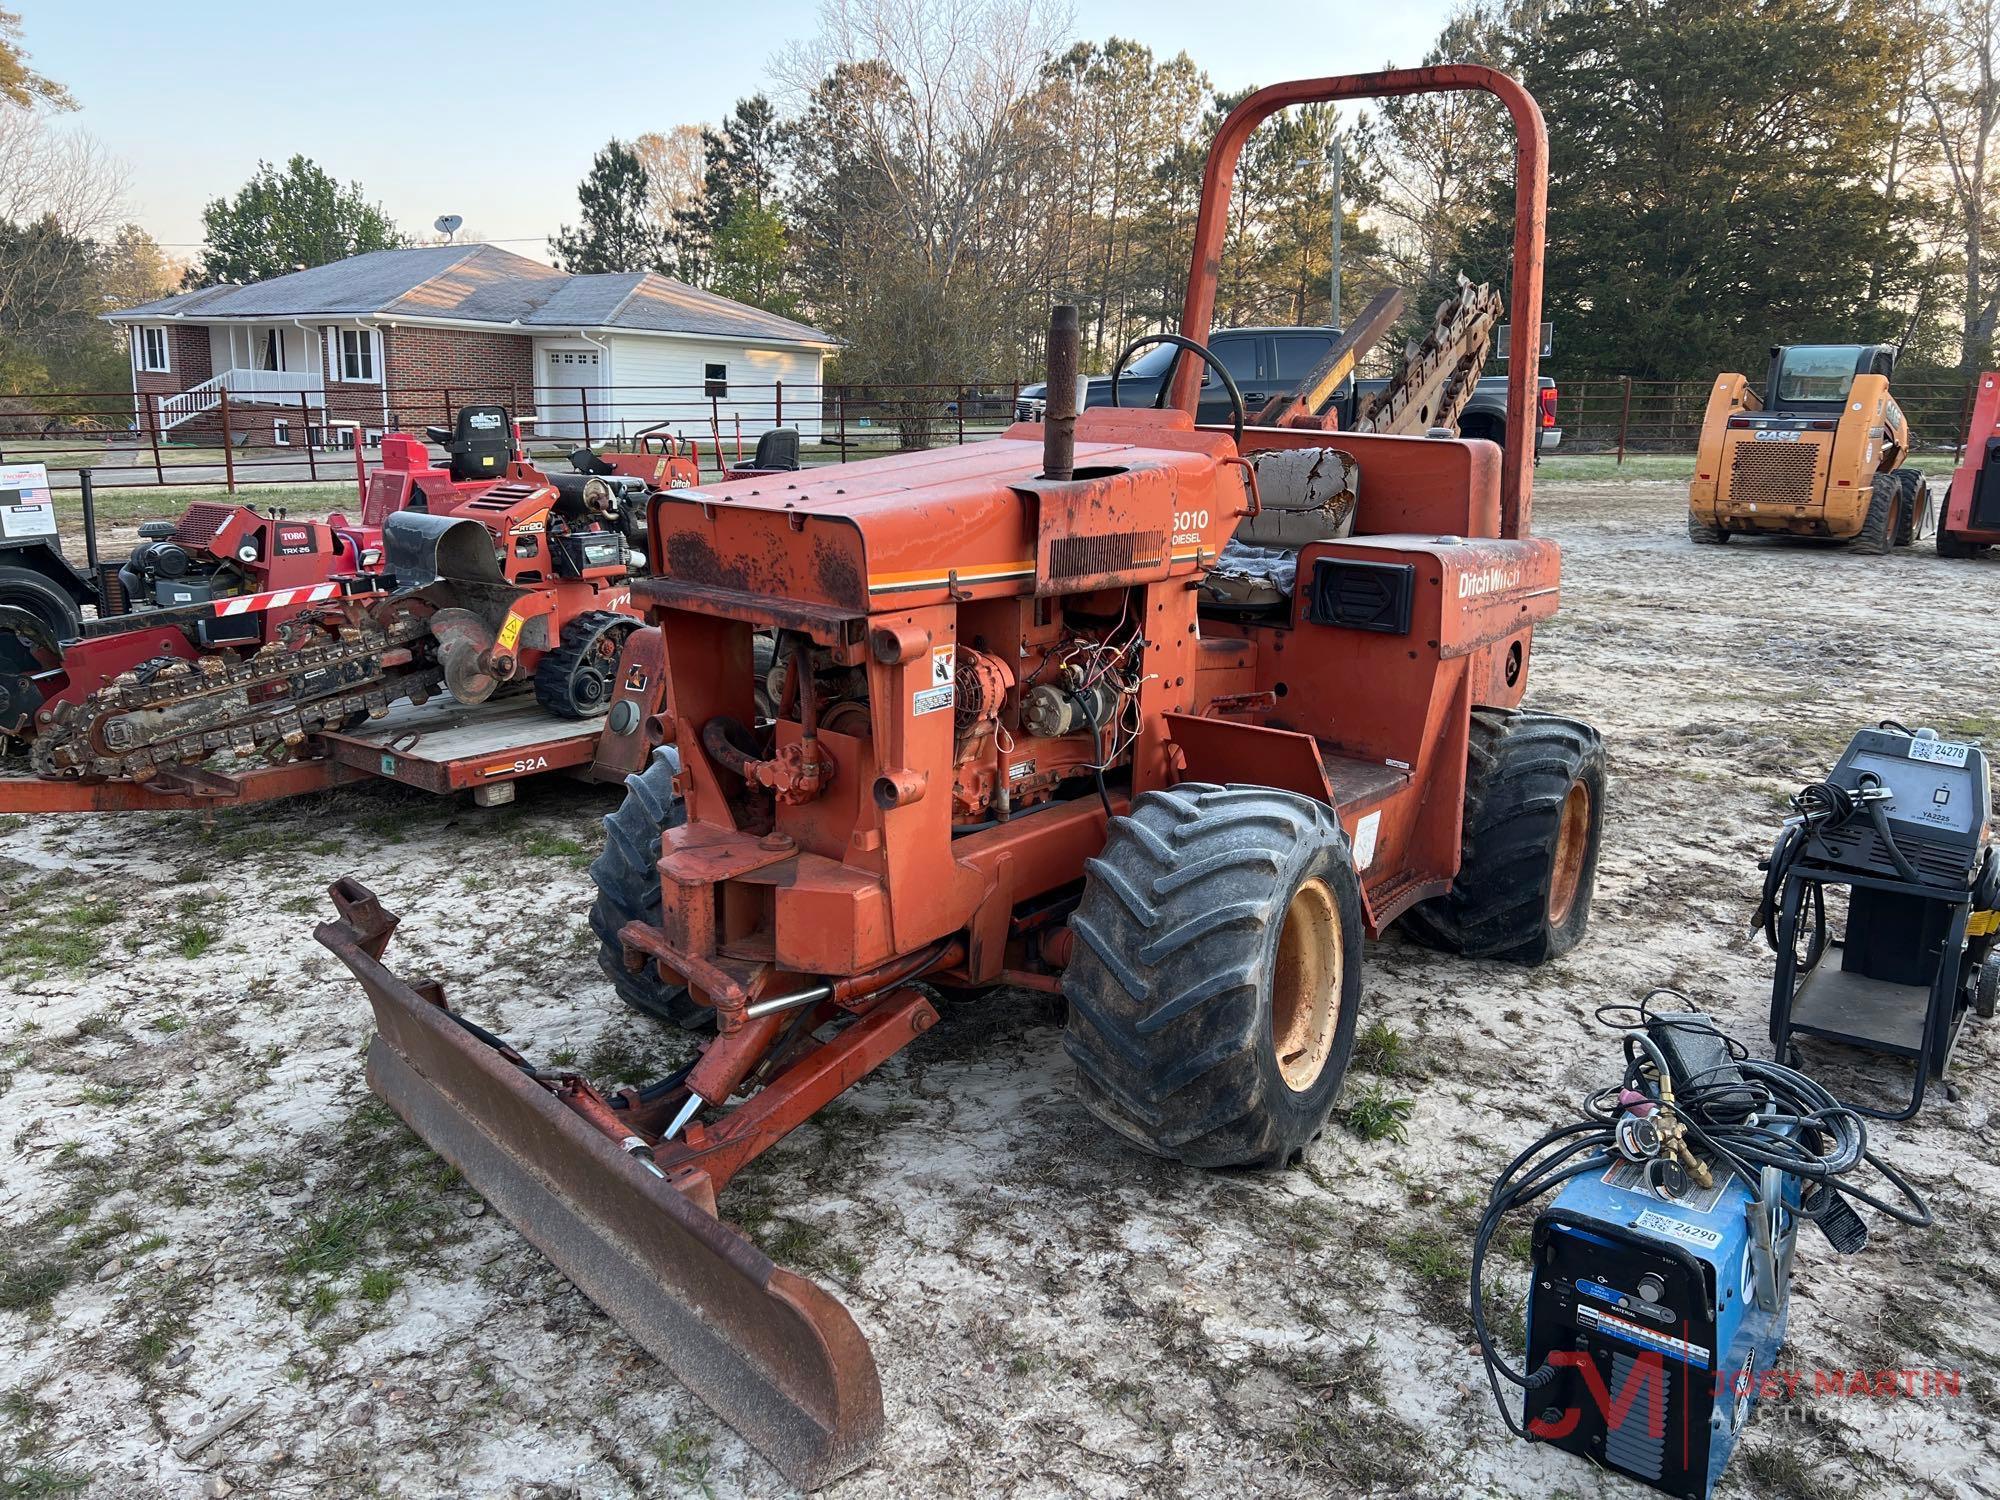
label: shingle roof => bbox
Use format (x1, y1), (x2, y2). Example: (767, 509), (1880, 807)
(107, 245), (836, 346)
(523, 272), (835, 345)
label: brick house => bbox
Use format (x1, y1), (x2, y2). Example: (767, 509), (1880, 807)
(105, 244), (838, 448)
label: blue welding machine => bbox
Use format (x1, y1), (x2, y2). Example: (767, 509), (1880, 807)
(1525, 1155), (1800, 1499)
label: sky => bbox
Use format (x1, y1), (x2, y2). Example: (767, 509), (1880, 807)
(24, 1), (1456, 264)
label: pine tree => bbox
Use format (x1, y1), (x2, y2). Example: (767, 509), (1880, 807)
(672, 96), (789, 283)
(550, 140), (668, 274)
(1472, 0), (1914, 376)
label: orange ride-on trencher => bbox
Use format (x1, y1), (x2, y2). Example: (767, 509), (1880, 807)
(319, 65), (1606, 1488)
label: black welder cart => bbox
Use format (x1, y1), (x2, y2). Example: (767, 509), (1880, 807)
(1763, 723), (1999, 1118)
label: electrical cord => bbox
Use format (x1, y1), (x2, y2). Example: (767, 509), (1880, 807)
(1471, 991), (1931, 1437)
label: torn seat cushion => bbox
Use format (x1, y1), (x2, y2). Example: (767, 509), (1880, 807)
(1201, 539), (1300, 610)
(1233, 446), (1359, 549)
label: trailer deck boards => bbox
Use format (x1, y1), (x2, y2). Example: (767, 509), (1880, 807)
(0, 695), (607, 813)
(318, 695), (603, 794)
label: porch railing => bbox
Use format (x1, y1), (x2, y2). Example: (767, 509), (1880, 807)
(157, 369), (327, 430)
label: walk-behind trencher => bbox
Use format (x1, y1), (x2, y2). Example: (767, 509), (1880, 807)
(318, 65), (1606, 1487)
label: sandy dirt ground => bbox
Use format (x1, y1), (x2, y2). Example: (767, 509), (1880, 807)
(3, 478), (1998, 1500)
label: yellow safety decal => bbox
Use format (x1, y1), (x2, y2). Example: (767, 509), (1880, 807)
(496, 612), (525, 651)
(1969, 909), (1999, 938)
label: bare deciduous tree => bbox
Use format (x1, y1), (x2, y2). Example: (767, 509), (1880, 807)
(0, 106), (129, 334)
(1906, 0), (2000, 365)
(633, 125), (708, 229)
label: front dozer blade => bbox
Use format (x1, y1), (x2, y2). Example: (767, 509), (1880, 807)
(315, 880), (884, 1489)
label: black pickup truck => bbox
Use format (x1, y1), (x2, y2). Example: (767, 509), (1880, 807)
(1015, 323), (1561, 453)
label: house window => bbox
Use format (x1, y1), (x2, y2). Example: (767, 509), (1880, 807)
(329, 422), (359, 450)
(273, 419), (291, 447)
(339, 329), (377, 382)
(704, 362), (728, 398)
(258, 329), (284, 371)
(363, 428), (383, 449)
(137, 327), (171, 374)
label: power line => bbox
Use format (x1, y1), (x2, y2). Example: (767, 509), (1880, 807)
(145, 234), (560, 248)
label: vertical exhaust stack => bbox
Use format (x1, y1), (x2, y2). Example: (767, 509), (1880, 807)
(1043, 304), (1079, 481)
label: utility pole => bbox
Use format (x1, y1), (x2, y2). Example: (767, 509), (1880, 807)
(1329, 142), (1343, 327)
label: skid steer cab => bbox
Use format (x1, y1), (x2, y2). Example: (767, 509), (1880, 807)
(1689, 343), (1927, 551)
(319, 64), (1607, 1490)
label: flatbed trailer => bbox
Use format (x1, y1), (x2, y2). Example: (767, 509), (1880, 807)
(0, 693), (612, 814)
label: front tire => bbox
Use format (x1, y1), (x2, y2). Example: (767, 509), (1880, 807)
(1892, 467), (1925, 547)
(1687, 514), (1730, 545)
(1062, 783), (1363, 1169)
(0, 563), (83, 644)
(1402, 709), (1606, 964)
(1852, 474), (1897, 554)
(588, 744), (709, 1028)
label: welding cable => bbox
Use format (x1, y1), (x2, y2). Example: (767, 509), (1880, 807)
(1470, 1121), (1619, 1438)
(1610, 996), (1931, 1227)
(1472, 999), (1934, 1439)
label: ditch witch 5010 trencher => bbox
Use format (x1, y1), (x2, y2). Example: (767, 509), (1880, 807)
(318, 66), (1605, 1487)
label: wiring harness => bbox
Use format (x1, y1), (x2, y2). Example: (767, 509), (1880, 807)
(1469, 989), (1931, 1438)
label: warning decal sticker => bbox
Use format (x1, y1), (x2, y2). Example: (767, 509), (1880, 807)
(914, 643), (956, 716)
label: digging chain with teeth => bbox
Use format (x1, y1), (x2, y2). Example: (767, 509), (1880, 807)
(1355, 274), (1505, 437)
(31, 606), (437, 781)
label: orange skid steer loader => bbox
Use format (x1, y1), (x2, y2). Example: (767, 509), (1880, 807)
(318, 66), (1605, 1487)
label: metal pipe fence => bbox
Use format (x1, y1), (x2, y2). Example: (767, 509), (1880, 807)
(0, 374), (1983, 493)
(0, 381), (1028, 493)
(1554, 377), (1979, 460)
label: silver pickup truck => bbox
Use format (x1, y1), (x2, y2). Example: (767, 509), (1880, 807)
(1015, 324), (1561, 454)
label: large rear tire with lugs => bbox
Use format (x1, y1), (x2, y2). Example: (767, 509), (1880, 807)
(1852, 474), (1898, 554)
(1062, 783), (1364, 1169)
(1401, 709), (1606, 965)
(588, 744), (709, 1029)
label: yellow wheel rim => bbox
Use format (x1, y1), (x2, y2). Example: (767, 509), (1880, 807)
(1548, 779), (1592, 927)
(1271, 876), (1343, 1092)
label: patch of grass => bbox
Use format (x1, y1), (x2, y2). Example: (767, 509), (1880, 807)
(171, 922), (218, 960)
(516, 829), (590, 862)
(1286, 1402), (1433, 1490)
(282, 1198), (421, 1279)
(651, 1429), (713, 1497)
(1340, 1085), (1414, 1144)
(1351, 1019), (1414, 1078)
(1741, 1440), (1822, 1499)
(306, 1283), (340, 1323)
(0, 1259), (73, 1315)
(357, 1267), (400, 1305)
(0, 1462), (92, 1498)
(0, 898), (122, 980)
(759, 1217), (863, 1281)
(1538, 452), (1694, 483)
(126, 1324), (174, 1373)
(0, 816), (25, 835)
(146, 1015), (186, 1034)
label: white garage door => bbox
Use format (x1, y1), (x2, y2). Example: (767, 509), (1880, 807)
(536, 348), (603, 442)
